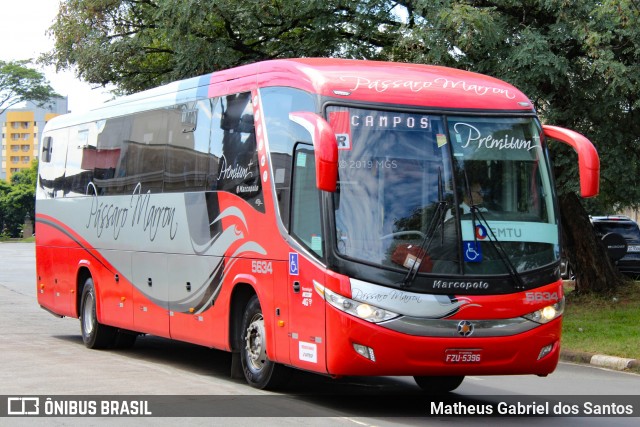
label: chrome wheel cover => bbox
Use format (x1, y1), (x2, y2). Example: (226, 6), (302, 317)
(244, 313), (267, 372)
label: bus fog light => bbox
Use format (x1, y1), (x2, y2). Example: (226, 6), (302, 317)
(538, 343), (554, 360)
(353, 343), (376, 361)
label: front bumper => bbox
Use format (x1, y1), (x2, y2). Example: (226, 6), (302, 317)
(325, 307), (561, 377)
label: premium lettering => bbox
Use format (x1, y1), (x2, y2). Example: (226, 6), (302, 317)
(454, 122), (540, 152)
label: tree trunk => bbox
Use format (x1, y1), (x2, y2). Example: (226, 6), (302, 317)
(559, 192), (626, 293)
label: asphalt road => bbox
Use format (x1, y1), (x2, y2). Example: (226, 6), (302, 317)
(0, 242), (638, 426)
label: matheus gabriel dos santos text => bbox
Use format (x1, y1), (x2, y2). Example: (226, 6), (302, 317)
(430, 400), (635, 416)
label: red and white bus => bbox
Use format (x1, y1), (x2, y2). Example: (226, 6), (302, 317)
(35, 58), (599, 392)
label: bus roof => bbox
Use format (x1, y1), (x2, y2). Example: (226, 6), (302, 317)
(46, 58), (534, 130)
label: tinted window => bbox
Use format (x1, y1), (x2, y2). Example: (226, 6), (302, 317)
(93, 116), (126, 195)
(41, 93), (268, 204)
(121, 109), (167, 193)
(210, 92), (264, 212)
(65, 125), (97, 196)
(37, 128), (68, 199)
(164, 100), (212, 192)
(593, 222), (640, 241)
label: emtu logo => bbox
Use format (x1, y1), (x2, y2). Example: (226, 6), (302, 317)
(475, 224), (488, 240)
(7, 397), (39, 415)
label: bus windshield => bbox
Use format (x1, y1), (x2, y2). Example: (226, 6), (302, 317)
(330, 106), (559, 276)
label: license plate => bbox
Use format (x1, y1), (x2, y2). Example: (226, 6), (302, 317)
(627, 245), (640, 253)
(445, 349), (482, 364)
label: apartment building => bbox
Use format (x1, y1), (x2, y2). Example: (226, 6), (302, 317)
(1, 98), (68, 182)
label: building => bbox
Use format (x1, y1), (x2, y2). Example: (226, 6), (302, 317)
(1, 97), (68, 182)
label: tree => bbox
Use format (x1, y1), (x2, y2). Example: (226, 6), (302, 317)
(0, 60), (59, 115)
(390, 0), (640, 292)
(0, 161), (37, 238)
(43, 0), (400, 94)
(45, 0), (640, 292)
(11, 159), (38, 188)
(0, 185), (35, 238)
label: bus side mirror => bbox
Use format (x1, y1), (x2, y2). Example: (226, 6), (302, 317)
(289, 112), (338, 192)
(543, 125), (600, 198)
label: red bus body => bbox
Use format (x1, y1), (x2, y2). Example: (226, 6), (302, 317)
(35, 59), (598, 390)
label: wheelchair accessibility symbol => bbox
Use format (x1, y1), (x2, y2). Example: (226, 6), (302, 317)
(463, 241), (483, 263)
(289, 252), (299, 275)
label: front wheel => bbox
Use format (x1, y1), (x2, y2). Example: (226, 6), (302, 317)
(414, 375), (465, 394)
(80, 277), (116, 349)
(240, 295), (290, 389)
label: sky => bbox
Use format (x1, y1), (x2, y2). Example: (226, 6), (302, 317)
(0, 0), (114, 112)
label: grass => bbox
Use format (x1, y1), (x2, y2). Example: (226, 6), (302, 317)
(0, 236), (35, 243)
(562, 280), (640, 360)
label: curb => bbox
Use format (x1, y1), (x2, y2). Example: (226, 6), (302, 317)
(560, 350), (640, 374)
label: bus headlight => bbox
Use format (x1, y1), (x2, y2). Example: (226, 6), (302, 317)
(523, 297), (565, 324)
(314, 282), (399, 323)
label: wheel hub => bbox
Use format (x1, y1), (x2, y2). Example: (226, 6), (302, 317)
(82, 293), (95, 335)
(245, 314), (267, 371)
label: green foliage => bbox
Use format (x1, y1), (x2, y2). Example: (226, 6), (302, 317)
(395, 1), (640, 212)
(0, 161), (37, 238)
(562, 281), (640, 360)
(44, 0), (640, 213)
(43, 0), (400, 94)
(10, 159), (38, 188)
(0, 60), (59, 115)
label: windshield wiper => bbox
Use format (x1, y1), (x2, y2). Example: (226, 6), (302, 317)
(463, 173), (526, 290)
(400, 169), (448, 288)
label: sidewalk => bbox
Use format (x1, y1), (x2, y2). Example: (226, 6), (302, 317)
(560, 350), (640, 374)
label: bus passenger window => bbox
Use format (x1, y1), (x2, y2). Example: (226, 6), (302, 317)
(164, 100), (212, 192)
(41, 136), (52, 163)
(209, 92), (263, 212)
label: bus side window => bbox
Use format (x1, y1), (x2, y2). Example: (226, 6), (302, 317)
(65, 127), (96, 197)
(123, 110), (166, 193)
(164, 100), (212, 192)
(210, 92), (263, 211)
(37, 129), (69, 198)
(41, 136), (52, 163)
(291, 145), (323, 257)
(94, 116), (125, 195)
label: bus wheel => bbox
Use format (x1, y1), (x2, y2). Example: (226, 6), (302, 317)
(80, 277), (116, 349)
(413, 375), (465, 394)
(240, 295), (290, 389)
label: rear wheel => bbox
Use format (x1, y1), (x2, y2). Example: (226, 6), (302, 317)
(414, 375), (465, 394)
(240, 295), (290, 389)
(80, 277), (116, 349)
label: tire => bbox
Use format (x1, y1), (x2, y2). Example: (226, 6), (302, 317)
(414, 375), (465, 394)
(239, 295), (290, 389)
(80, 277), (116, 349)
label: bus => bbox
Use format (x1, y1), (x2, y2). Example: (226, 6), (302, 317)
(35, 58), (599, 393)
